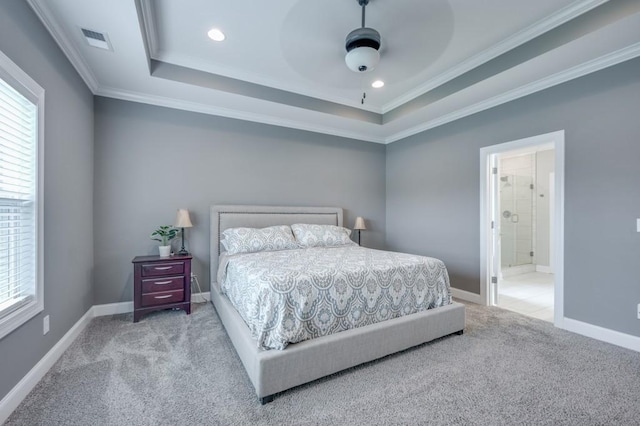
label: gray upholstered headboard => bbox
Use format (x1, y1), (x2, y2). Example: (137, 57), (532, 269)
(210, 205), (343, 284)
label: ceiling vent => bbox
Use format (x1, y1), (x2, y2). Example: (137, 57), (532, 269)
(81, 28), (112, 51)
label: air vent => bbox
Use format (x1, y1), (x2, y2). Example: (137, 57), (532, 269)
(81, 28), (112, 51)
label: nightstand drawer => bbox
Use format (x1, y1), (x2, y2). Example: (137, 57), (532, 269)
(142, 276), (184, 293)
(141, 262), (184, 277)
(141, 290), (184, 307)
(133, 254), (191, 322)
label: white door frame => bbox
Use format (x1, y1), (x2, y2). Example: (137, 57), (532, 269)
(479, 130), (565, 327)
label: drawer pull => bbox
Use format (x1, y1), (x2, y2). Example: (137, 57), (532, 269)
(154, 266), (173, 271)
(154, 295), (172, 299)
(154, 280), (172, 285)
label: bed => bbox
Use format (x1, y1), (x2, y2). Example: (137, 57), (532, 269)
(210, 205), (465, 404)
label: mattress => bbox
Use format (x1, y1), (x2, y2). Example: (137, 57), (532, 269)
(218, 245), (452, 350)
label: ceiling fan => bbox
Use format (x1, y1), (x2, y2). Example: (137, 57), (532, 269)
(344, 0), (381, 73)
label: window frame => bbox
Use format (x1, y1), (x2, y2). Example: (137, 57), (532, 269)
(0, 49), (45, 340)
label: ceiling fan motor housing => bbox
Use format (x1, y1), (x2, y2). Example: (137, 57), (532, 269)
(345, 27), (381, 72)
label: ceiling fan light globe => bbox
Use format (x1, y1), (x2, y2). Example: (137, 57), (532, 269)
(345, 47), (380, 73)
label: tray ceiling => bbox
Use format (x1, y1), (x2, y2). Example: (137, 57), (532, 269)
(25, 0), (640, 143)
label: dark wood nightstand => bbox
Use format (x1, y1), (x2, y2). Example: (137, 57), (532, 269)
(132, 254), (192, 322)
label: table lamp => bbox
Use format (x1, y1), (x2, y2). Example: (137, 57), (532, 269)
(354, 216), (366, 246)
(175, 209), (193, 255)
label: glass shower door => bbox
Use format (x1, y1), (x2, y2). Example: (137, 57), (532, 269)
(500, 174), (534, 268)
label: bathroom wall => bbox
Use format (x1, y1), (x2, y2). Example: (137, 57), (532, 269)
(535, 149), (555, 270)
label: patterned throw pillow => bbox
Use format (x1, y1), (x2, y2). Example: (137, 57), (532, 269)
(222, 225), (298, 255)
(291, 224), (355, 248)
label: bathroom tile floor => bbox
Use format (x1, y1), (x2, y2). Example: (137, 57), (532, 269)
(498, 272), (554, 322)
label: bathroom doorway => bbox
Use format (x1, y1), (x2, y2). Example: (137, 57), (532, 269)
(480, 130), (565, 326)
(498, 149), (554, 321)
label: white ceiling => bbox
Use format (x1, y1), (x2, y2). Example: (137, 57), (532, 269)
(25, 0), (640, 143)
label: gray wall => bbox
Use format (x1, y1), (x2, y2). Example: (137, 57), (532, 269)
(0, 1), (94, 402)
(93, 97), (386, 305)
(386, 58), (640, 337)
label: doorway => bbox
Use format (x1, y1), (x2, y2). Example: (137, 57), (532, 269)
(498, 149), (554, 321)
(480, 131), (565, 327)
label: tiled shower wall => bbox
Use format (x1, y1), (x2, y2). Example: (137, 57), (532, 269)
(535, 150), (555, 269)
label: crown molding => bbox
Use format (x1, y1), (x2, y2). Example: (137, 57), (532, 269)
(138, 0), (159, 58)
(381, 0), (609, 113)
(25, 0), (99, 93)
(97, 40), (640, 146)
(153, 51), (385, 115)
(137, 1), (383, 114)
(95, 86), (386, 144)
(385, 42), (640, 143)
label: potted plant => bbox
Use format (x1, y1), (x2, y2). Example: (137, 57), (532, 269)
(151, 225), (179, 257)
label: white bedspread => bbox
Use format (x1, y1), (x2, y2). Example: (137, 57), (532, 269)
(218, 246), (451, 350)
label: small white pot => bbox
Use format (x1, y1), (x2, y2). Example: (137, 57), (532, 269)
(158, 245), (171, 257)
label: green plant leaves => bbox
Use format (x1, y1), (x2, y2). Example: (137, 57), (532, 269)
(150, 225), (179, 245)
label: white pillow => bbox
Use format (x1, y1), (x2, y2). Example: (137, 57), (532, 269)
(221, 225), (298, 255)
(291, 224), (355, 248)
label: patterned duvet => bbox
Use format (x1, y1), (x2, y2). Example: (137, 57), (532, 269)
(218, 245), (452, 350)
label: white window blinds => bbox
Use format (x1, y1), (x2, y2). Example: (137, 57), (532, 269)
(0, 74), (37, 319)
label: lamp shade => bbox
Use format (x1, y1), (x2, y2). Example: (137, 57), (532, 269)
(354, 217), (366, 230)
(175, 209), (193, 228)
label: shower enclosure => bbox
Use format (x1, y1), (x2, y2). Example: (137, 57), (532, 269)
(500, 154), (535, 269)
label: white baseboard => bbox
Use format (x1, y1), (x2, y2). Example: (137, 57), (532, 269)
(501, 264), (536, 278)
(0, 308), (94, 425)
(563, 317), (640, 353)
(91, 293), (210, 317)
(450, 287), (483, 304)
(536, 265), (553, 273)
(92, 301), (133, 317)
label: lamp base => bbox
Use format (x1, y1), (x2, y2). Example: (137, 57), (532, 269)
(178, 227), (189, 255)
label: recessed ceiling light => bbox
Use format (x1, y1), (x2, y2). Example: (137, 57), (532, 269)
(372, 80), (384, 88)
(207, 28), (226, 42)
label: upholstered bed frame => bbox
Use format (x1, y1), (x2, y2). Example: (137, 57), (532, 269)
(210, 205), (466, 404)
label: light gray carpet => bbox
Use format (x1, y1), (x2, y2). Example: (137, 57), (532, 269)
(5, 301), (640, 425)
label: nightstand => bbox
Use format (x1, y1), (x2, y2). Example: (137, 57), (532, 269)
(132, 254), (192, 322)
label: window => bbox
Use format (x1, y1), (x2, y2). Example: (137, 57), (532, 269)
(0, 50), (44, 340)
